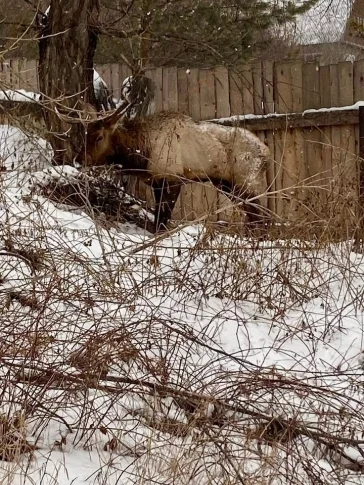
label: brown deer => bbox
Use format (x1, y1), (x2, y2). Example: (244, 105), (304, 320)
(74, 103), (271, 233)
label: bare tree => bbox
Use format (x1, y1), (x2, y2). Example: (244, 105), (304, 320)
(37, 0), (100, 165)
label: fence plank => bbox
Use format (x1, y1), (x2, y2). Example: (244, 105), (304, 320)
(199, 69), (215, 119)
(329, 64), (339, 107)
(98, 64), (112, 91)
(163, 66), (178, 111)
(10, 59), (21, 90)
(24, 59), (38, 91)
(281, 130), (298, 219)
(174, 68), (189, 218)
(302, 62), (320, 110)
(262, 60), (274, 114)
(229, 69), (243, 116)
(215, 66), (230, 118)
(199, 69), (218, 221)
(354, 59), (364, 102)
(150, 68), (163, 113)
(252, 62), (264, 115)
(338, 62), (354, 107)
(187, 68), (200, 119)
(119, 64), (132, 85)
(320, 64), (331, 108)
(241, 65), (254, 114)
(275, 62), (293, 114)
(293, 128), (306, 220)
(265, 131), (276, 215)
(177, 68), (189, 115)
(274, 129), (284, 217)
(291, 62), (303, 112)
(110, 63), (120, 100)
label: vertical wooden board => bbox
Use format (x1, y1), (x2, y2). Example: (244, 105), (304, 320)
(181, 183), (216, 222)
(274, 62), (293, 114)
(110, 64), (120, 100)
(0, 62), (6, 85)
(144, 68), (155, 114)
(329, 64), (339, 107)
(10, 59), (20, 90)
(143, 182), (155, 210)
(302, 63), (320, 110)
(119, 64), (132, 84)
(290, 62), (303, 112)
(99, 64), (112, 89)
(17, 59), (27, 89)
(171, 193), (183, 221)
(265, 130), (276, 214)
(171, 180), (184, 221)
(199, 69), (218, 220)
(241, 65), (254, 115)
(196, 184), (218, 221)
(181, 185), (198, 221)
(163, 66), (178, 111)
(303, 128), (323, 220)
(187, 68), (200, 120)
(199, 69), (216, 119)
(321, 126), (333, 203)
(150, 68), (163, 113)
(162, 68), (168, 111)
(214, 66), (230, 118)
(177, 69), (189, 115)
(293, 128), (306, 218)
(330, 126), (349, 224)
(217, 192), (232, 223)
(255, 130), (268, 210)
(304, 129), (322, 185)
(281, 130), (299, 220)
(354, 59), (364, 102)
(3, 60), (11, 86)
(274, 130), (284, 218)
(338, 62), (354, 106)
(331, 126), (342, 214)
(25, 59), (38, 91)
(319, 65), (331, 108)
(262, 60), (274, 114)
(340, 125), (358, 225)
(229, 69), (243, 116)
(251, 62), (264, 115)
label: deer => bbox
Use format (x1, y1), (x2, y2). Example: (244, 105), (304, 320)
(72, 102), (271, 233)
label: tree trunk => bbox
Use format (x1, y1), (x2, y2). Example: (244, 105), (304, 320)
(38, 0), (100, 165)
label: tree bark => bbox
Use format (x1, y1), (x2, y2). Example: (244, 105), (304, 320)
(38, 0), (100, 165)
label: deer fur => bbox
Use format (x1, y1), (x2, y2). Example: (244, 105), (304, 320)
(77, 111), (270, 233)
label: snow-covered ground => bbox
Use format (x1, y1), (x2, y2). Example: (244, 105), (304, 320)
(0, 123), (364, 484)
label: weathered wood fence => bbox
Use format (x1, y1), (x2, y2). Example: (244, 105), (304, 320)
(1, 58), (364, 228)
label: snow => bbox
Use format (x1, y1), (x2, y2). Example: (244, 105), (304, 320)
(209, 101), (364, 124)
(0, 122), (364, 483)
(0, 89), (40, 103)
(295, 0), (354, 45)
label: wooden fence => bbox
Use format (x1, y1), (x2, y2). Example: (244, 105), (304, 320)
(1, 58), (364, 227)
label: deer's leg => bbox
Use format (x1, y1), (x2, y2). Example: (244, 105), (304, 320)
(152, 179), (181, 233)
(241, 194), (265, 227)
(218, 181), (266, 233)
